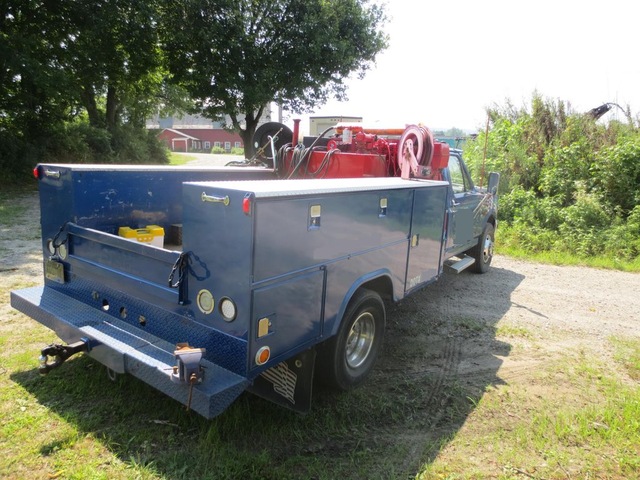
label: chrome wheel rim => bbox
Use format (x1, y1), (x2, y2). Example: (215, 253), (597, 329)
(482, 233), (494, 263)
(345, 311), (375, 369)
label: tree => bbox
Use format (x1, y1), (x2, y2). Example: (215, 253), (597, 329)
(61, 0), (165, 131)
(0, 1), (76, 136)
(161, 0), (388, 157)
(2, 0), (166, 133)
(1, 0), (172, 179)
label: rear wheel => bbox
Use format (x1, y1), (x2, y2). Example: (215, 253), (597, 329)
(471, 223), (494, 273)
(318, 289), (385, 390)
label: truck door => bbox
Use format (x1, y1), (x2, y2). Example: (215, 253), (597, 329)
(444, 153), (484, 256)
(405, 185), (448, 294)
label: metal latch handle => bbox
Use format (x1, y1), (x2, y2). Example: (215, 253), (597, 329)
(201, 192), (230, 205)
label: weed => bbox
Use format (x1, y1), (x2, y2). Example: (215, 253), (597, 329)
(495, 323), (533, 339)
(453, 317), (485, 332)
(610, 336), (640, 380)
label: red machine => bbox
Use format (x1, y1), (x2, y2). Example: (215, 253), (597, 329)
(257, 121), (450, 181)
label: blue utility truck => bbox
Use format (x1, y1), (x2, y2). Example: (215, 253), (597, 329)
(11, 123), (499, 418)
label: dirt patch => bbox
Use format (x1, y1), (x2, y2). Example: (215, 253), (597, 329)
(0, 193), (42, 305)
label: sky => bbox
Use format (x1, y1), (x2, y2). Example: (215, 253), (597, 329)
(288, 0), (639, 134)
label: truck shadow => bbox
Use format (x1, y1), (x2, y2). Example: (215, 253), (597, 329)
(11, 262), (523, 479)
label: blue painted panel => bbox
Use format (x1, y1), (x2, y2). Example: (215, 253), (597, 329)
(67, 224), (179, 296)
(252, 189), (414, 281)
(321, 243), (410, 337)
(47, 277), (249, 375)
(250, 268), (325, 370)
(181, 183), (254, 343)
(405, 185), (449, 293)
(37, 164), (274, 247)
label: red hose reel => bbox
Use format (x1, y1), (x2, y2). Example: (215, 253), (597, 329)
(397, 125), (449, 180)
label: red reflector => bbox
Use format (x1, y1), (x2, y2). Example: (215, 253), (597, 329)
(242, 197), (251, 215)
(255, 346), (270, 365)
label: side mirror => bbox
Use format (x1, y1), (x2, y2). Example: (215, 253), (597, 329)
(487, 172), (500, 195)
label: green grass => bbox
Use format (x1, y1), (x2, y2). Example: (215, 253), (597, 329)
(496, 240), (640, 272)
(5, 328), (638, 479)
(418, 346), (640, 479)
(168, 152), (197, 165)
(610, 336), (640, 381)
(495, 323), (533, 339)
(453, 316), (486, 332)
(0, 354), (453, 479)
(0, 195), (30, 225)
(495, 228), (640, 272)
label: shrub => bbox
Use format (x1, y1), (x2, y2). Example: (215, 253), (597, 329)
(0, 130), (41, 183)
(557, 190), (612, 256)
(464, 94), (640, 265)
(592, 140), (640, 216)
(603, 205), (640, 260)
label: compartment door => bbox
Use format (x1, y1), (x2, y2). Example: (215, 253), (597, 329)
(250, 268), (326, 370)
(405, 186), (448, 294)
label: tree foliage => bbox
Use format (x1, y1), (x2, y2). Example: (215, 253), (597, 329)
(464, 94), (640, 263)
(2, 0), (388, 177)
(1, 0), (170, 182)
(62, 0), (164, 130)
(160, 0), (388, 157)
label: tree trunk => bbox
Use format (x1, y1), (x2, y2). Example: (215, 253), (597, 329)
(239, 127), (254, 159)
(81, 84), (102, 128)
(240, 106), (263, 159)
(105, 85), (118, 130)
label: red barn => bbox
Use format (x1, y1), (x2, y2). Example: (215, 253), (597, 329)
(157, 128), (244, 152)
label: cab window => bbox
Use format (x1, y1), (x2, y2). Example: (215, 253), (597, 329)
(448, 155), (468, 194)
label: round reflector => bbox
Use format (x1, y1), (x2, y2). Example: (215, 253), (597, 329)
(219, 297), (237, 321)
(196, 289), (215, 314)
(255, 346), (271, 365)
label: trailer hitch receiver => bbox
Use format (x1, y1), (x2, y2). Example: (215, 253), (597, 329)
(38, 340), (89, 374)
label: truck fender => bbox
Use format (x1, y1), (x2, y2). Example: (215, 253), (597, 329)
(330, 269), (393, 338)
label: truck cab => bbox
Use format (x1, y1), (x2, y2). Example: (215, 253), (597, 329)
(441, 149), (499, 273)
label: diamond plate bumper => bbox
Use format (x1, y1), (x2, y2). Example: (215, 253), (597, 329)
(10, 286), (250, 419)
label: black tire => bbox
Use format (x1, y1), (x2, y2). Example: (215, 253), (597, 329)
(470, 222), (495, 273)
(318, 289), (385, 391)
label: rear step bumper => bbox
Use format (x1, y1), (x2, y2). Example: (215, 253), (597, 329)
(11, 286), (250, 419)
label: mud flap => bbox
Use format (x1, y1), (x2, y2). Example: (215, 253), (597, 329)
(248, 348), (316, 413)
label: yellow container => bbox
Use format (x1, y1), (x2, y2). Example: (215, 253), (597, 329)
(118, 225), (165, 247)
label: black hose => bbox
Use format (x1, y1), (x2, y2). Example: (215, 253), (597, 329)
(286, 126), (336, 179)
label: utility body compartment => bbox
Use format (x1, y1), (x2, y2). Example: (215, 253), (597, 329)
(12, 166), (450, 418)
(183, 177), (449, 374)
